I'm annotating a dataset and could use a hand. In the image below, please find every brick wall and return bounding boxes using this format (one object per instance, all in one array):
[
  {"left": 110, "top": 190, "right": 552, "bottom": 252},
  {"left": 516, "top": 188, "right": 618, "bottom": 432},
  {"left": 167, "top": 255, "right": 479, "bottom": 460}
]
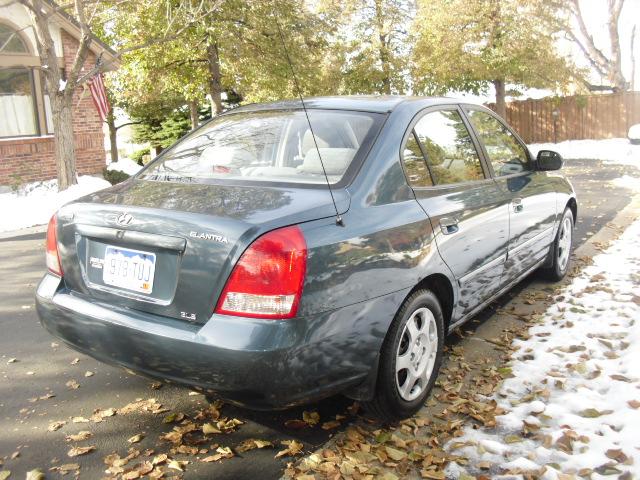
[{"left": 0, "top": 30, "right": 107, "bottom": 186}]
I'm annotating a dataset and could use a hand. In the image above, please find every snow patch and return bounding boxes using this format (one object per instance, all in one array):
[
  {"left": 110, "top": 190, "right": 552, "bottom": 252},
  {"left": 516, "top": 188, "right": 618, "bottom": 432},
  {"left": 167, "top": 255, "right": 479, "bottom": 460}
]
[
  {"left": 0, "top": 176, "right": 110, "bottom": 233},
  {"left": 528, "top": 138, "right": 640, "bottom": 166},
  {"left": 446, "top": 218, "right": 640, "bottom": 478},
  {"left": 106, "top": 158, "right": 143, "bottom": 176}
]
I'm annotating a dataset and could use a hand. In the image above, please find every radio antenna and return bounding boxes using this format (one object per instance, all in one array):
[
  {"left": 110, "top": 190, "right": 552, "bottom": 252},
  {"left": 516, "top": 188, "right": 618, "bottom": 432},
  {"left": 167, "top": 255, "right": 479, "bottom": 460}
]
[{"left": 273, "top": 15, "right": 344, "bottom": 226}]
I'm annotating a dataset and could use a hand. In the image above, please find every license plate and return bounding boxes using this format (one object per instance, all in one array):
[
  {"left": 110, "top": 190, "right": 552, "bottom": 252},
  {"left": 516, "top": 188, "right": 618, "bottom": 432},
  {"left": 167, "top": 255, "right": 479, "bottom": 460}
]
[{"left": 102, "top": 246, "right": 156, "bottom": 294}]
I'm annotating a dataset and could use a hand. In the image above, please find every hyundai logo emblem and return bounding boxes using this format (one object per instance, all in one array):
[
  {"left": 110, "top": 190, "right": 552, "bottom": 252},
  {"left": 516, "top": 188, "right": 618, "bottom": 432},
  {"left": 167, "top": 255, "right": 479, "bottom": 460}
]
[{"left": 115, "top": 212, "right": 133, "bottom": 226}]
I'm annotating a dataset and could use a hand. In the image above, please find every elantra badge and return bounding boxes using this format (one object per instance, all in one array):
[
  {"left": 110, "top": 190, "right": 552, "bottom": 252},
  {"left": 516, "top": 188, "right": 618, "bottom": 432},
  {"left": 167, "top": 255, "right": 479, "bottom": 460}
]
[{"left": 189, "top": 231, "right": 229, "bottom": 244}]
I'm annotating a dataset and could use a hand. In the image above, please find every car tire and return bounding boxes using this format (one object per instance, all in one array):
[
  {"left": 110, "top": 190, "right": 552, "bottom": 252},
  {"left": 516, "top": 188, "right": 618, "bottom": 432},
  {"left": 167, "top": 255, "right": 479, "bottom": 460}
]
[
  {"left": 366, "top": 289, "right": 444, "bottom": 422},
  {"left": 542, "top": 207, "right": 574, "bottom": 281}
]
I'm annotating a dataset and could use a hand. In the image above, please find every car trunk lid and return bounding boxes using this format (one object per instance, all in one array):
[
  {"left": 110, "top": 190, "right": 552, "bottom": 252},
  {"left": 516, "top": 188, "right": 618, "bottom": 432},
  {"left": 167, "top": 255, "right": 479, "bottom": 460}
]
[{"left": 56, "top": 179, "right": 349, "bottom": 324}]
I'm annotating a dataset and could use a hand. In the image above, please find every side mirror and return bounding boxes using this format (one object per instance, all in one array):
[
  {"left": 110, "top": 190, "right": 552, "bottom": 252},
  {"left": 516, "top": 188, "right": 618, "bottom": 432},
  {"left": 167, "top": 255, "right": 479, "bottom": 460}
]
[{"left": 536, "top": 150, "right": 563, "bottom": 171}]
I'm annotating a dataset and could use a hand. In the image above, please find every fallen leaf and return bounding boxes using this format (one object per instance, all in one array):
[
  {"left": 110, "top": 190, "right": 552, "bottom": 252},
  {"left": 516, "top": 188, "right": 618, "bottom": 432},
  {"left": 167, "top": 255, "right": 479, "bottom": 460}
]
[
  {"left": 84, "top": 371, "right": 94, "bottom": 377},
  {"left": 0, "top": 472, "right": 8, "bottom": 480},
  {"left": 71, "top": 417, "right": 89, "bottom": 423},
  {"left": 605, "top": 448, "right": 628, "bottom": 463},
  {"left": 152, "top": 454, "right": 168, "bottom": 465},
  {"left": 202, "top": 423, "right": 221, "bottom": 435},
  {"left": 67, "top": 445, "right": 96, "bottom": 457},
  {"left": 66, "top": 379, "right": 80, "bottom": 390},
  {"left": 275, "top": 440, "right": 303, "bottom": 458},
  {"left": 302, "top": 410, "right": 320, "bottom": 426},
  {"left": 70, "top": 358, "right": 79, "bottom": 364},
  {"left": 167, "top": 460, "right": 188, "bottom": 472},
  {"left": 628, "top": 399, "right": 640, "bottom": 409},
  {"left": 321, "top": 420, "right": 341, "bottom": 430},
  {"left": 65, "top": 431, "right": 92, "bottom": 442},
  {"left": 284, "top": 419, "right": 307, "bottom": 429},
  {"left": 48, "top": 420, "right": 66, "bottom": 431},
  {"left": 235, "top": 439, "right": 273, "bottom": 453},
  {"left": 49, "top": 463, "right": 80, "bottom": 474},
  {"left": 128, "top": 434, "right": 144, "bottom": 444},
  {"left": 6, "top": 358, "right": 17, "bottom": 364},
  {"left": 163, "top": 412, "right": 184, "bottom": 424},
  {"left": 385, "top": 446, "right": 407, "bottom": 461},
  {"left": 578, "top": 408, "right": 612, "bottom": 418},
  {"left": 201, "top": 446, "right": 234, "bottom": 462},
  {"left": 25, "top": 469, "right": 44, "bottom": 480}
]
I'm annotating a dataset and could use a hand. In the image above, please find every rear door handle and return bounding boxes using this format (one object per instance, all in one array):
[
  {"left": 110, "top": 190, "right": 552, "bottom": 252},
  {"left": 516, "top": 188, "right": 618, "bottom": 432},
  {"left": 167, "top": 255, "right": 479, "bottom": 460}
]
[
  {"left": 512, "top": 197, "right": 524, "bottom": 213},
  {"left": 439, "top": 217, "right": 459, "bottom": 235}
]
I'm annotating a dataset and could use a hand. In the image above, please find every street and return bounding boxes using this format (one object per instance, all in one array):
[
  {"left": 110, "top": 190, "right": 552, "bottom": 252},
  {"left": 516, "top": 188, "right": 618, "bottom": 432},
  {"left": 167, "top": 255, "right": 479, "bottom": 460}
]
[{"left": 1, "top": 158, "right": 638, "bottom": 479}]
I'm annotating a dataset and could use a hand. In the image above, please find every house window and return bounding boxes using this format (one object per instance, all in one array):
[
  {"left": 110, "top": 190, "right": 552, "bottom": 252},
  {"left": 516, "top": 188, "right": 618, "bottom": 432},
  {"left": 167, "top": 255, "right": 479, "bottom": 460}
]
[
  {"left": 0, "top": 24, "right": 29, "bottom": 53},
  {"left": 0, "top": 68, "right": 38, "bottom": 137}
]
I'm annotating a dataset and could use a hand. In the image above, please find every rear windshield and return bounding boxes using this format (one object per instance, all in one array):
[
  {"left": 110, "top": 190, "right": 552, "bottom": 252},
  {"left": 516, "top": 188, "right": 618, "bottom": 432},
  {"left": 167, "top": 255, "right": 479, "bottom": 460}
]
[{"left": 139, "top": 109, "right": 384, "bottom": 185}]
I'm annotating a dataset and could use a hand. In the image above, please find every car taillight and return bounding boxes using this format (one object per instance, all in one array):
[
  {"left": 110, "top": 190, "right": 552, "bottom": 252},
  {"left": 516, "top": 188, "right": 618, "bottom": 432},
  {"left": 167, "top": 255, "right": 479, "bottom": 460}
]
[
  {"left": 46, "top": 214, "right": 63, "bottom": 276},
  {"left": 215, "top": 225, "right": 307, "bottom": 319}
]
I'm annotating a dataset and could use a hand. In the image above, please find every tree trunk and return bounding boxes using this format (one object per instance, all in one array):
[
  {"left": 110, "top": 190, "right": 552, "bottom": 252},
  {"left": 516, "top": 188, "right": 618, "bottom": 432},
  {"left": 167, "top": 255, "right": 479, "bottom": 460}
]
[
  {"left": 107, "top": 109, "right": 118, "bottom": 163},
  {"left": 493, "top": 79, "right": 506, "bottom": 118},
  {"left": 631, "top": 25, "right": 637, "bottom": 91},
  {"left": 207, "top": 40, "right": 224, "bottom": 115},
  {"left": 374, "top": 0, "right": 392, "bottom": 95},
  {"left": 189, "top": 100, "right": 199, "bottom": 129},
  {"left": 50, "top": 93, "right": 76, "bottom": 190},
  {"left": 607, "top": 0, "right": 626, "bottom": 90}
]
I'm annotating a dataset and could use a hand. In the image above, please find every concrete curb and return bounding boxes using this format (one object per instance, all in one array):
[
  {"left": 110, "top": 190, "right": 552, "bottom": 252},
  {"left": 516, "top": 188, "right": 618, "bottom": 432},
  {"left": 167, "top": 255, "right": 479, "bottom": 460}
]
[{"left": 0, "top": 224, "right": 47, "bottom": 240}]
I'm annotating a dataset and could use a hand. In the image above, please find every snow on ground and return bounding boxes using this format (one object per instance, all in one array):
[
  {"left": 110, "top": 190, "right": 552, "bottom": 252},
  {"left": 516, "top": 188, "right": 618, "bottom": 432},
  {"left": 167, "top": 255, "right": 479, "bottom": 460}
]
[
  {"left": 446, "top": 219, "right": 640, "bottom": 479},
  {"left": 106, "top": 158, "right": 144, "bottom": 175},
  {"left": 528, "top": 138, "right": 640, "bottom": 166},
  {"left": 0, "top": 176, "right": 110, "bottom": 233}
]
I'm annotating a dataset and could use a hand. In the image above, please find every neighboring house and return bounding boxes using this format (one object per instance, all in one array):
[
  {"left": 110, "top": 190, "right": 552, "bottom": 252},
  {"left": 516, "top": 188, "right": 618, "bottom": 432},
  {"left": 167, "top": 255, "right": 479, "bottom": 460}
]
[{"left": 0, "top": 3, "right": 118, "bottom": 186}]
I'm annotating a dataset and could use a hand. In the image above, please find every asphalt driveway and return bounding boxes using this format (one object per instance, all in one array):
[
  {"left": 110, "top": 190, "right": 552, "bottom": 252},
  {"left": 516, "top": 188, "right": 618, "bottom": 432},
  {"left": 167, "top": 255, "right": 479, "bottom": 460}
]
[{"left": 0, "top": 158, "right": 637, "bottom": 479}]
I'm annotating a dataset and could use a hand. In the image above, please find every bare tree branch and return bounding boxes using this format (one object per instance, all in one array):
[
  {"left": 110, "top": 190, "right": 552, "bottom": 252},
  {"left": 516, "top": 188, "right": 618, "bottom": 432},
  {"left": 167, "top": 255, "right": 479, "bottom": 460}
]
[{"left": 569, "top": 0, "right": 611, "bottom": 73}]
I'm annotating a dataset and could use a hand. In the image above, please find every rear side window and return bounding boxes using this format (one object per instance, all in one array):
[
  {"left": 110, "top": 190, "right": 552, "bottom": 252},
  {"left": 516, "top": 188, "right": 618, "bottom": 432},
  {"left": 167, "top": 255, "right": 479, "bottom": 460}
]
[
  {"left": 413, "top": 110, "right": 484, "bottom": 185},
  {"left": 401, "top": 131, "right": 433, "bottom": 187},
  {"left": 465, "top": 109, "right": 531, "bottom": 176},
  {"left": 140, "top": 109, "right": 383, "bottom": 185}
]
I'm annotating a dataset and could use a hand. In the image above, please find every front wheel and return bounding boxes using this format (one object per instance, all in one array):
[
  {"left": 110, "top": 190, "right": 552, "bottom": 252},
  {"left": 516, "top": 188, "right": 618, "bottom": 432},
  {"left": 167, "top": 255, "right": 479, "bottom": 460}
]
[
  {"left": 542, "top": 208, "right": 574, "bottom": 281},
  {"left": 366, "top": 290, "right": 444, "bottom": 422}
]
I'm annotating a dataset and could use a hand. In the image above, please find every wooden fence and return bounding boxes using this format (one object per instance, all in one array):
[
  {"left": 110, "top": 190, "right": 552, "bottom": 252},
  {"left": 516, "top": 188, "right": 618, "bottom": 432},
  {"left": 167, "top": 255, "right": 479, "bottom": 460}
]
[{"left": 494, "top": 92, "right": 640, "bottom": 144}]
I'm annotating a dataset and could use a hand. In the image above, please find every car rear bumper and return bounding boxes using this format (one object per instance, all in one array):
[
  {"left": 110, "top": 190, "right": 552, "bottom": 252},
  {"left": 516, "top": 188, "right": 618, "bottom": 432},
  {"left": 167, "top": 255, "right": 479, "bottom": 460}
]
[{"left": 36, "top": 274, "right": 407, "bottom": 409}]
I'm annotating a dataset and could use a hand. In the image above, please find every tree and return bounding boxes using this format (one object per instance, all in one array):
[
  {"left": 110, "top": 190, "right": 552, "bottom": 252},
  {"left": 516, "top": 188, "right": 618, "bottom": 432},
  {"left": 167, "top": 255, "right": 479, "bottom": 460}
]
[
  {"left": 320, "top": 0, "right": 413, "bottom": 95},
  {"left": 412, "top": 0, "right": 579, "bottom": 117},
  {"left": 565, "top": 0, "right": 632, "bottom": 91},
  {"left": 111, "top": 0, "right": 331, "bottom": 136},
  {"left": 15, "top": 0, "right": 219, "bottom": 190}
]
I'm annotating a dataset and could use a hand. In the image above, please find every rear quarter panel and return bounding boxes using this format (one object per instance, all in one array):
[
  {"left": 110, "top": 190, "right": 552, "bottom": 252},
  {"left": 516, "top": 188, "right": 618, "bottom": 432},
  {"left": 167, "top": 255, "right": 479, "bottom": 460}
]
[{"left": 296, "top": 102, "right": 458, "bottom": 361}]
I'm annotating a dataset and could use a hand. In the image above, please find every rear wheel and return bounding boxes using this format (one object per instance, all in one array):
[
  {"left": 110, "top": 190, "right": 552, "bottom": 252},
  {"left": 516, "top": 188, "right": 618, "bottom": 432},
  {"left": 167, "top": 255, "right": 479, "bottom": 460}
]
[
  {"left": 542, "top": 208, "right": 574, "bottom": 281},
  {"left": 366, "top": 290, "right": 444, "bottom": 422}
]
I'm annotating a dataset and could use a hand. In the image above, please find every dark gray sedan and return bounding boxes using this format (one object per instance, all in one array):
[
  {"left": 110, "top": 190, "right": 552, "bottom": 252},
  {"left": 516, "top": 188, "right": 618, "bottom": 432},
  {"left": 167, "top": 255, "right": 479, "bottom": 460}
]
[{"left": 36, "top": 96, "right": 576, "bottom": 420}]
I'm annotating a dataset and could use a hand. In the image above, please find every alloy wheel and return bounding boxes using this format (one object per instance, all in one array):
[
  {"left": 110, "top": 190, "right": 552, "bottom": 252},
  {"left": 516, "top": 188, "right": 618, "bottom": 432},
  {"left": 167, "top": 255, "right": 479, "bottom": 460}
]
[{"left": 395, "top": 307, "right": 438, "bottom": 401}]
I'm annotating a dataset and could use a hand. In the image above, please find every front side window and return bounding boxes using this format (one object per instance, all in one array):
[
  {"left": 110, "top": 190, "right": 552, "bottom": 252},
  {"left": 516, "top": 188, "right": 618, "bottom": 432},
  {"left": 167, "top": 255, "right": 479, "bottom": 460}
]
[
  {"left": 413, "top": 110, "right": 484, "bottom": 185},
  {"left": 466, "top": 109, "right": 530, "bottom": 176},
  {"left": 140, "top": 109, "right": 383, "bottom": 185},
  {"left": 0, "top": 68, "right": 38, "bottom": 137}
]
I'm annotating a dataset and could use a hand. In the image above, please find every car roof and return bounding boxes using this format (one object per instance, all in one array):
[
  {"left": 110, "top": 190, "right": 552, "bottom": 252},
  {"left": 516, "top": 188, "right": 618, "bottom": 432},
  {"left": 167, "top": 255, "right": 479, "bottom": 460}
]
[{"left": 222, "top": 95, "right": 464, "bottom": 115}]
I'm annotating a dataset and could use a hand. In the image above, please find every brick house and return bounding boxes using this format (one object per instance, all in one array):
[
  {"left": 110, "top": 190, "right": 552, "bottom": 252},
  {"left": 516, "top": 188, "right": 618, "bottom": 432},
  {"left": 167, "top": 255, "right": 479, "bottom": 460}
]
[{"left": 0, "top": 2, "right": 118, "bottom": 186}]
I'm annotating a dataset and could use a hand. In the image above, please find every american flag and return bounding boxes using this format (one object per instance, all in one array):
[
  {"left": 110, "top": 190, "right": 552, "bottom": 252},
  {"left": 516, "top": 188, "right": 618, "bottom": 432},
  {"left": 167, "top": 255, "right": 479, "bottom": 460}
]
[{"left": 88, "top": 73, "right": 110, "bottom": 121}]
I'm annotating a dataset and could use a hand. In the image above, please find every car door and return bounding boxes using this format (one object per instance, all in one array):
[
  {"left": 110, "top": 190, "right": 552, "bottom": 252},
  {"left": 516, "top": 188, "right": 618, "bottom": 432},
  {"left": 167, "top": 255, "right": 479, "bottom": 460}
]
[
  {"left": 400, "top": 106, "right": 510, "bottom": 316},
  {"left": 463, "top": 107, "right": 557, "bottom": 285}
]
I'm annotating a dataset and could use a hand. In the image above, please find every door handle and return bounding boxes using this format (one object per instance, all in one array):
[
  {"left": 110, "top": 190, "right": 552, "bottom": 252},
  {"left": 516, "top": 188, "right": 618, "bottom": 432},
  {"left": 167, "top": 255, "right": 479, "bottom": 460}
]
[
  {"left": 512, "top": 198, "right": 524, "bottom": 213},
  {"left": 439, "top": 217, "right": 459, "bottom": 235}
]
